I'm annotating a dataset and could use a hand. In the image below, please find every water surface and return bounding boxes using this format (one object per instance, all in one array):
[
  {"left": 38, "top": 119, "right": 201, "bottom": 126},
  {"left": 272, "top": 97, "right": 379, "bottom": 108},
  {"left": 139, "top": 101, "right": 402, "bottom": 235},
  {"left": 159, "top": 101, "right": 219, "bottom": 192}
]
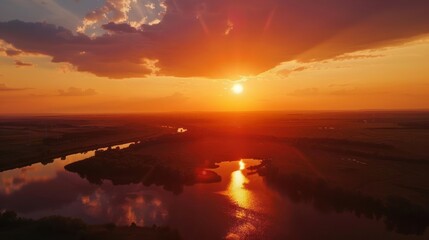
[{"left": 0, "top": 145, "right": 427, "bottom": 239}]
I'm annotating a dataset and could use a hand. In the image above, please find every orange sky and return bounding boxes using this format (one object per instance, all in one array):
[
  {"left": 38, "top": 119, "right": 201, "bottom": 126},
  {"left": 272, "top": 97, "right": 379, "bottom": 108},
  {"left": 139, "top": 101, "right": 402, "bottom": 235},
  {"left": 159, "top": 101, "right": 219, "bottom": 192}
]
[{"left": 0, "top": 0, "right": 428, "bottom": 113}]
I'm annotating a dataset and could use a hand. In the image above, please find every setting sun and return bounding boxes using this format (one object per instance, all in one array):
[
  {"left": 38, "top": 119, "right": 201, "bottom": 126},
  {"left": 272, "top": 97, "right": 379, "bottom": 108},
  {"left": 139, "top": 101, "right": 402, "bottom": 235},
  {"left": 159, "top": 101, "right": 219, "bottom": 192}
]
[
  {"left": 1, "top": 1, "right": 429, "bottom": 239},
  {"left": 232, "top": 84, "right": 244, "bottom": 94}
]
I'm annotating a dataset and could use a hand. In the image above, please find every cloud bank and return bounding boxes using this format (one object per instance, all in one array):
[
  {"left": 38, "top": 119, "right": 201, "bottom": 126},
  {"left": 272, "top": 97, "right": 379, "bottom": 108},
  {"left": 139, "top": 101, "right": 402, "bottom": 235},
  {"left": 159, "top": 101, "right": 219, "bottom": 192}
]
[{"left": 0, "top": 0, "right": 428, "bottom": 79}]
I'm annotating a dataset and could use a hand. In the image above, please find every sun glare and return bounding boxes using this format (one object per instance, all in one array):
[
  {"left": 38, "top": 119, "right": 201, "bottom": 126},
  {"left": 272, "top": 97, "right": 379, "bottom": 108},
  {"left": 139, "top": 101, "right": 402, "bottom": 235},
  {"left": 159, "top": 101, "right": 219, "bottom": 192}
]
[{"left": 232, "top": 83, "right": 244, "bottom": 94}]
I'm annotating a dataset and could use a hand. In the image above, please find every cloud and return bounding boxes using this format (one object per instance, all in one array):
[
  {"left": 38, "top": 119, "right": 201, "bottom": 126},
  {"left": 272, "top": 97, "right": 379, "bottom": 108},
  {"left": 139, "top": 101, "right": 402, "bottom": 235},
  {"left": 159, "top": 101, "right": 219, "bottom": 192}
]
[
  {"left": 0, "top": 0, "right": 429, "bottom": 79},
  {"left": 14, "top": 60, "right": 33, "bottom": 67},
  {"left": 333, "top": 53, "right": 384, "bottom": 61},
  {"left": 277, "top": 65, "right": 309, "bottom": 77},
  {"left": 0, "top": 21, "right": 153, "bottom": 78},
  {"left": 0, "top": 83, "right": 31, "bottom": 91},
  {"left": 58, "top": 87, "right": 98, "bottom": 96},
  {"left": 5, "top": 49, "right": 22, "bottom": 56},
  {"left": 77, "top": 0, "right": 137, "bottom": 33},
  {"left": 58, "top": 63, "right": 76, "bottom": 73},
  {"left": 102, "top": 22, "right": 138, "bottom": 33}
]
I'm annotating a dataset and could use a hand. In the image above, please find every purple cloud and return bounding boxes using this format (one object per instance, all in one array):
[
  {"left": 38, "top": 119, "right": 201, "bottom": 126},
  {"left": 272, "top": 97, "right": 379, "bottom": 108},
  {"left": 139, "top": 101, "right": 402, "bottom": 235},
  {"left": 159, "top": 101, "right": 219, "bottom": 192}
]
[{"left": 0, "top": 0, "right": 428, "bottom": 79}]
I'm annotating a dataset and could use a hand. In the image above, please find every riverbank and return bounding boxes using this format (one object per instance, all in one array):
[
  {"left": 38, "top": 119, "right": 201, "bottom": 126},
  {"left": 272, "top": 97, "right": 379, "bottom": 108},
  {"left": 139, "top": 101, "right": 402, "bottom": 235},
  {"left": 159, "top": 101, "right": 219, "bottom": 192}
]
[{"left": 0, "top": 116, "right": 175, "bottom": 172}]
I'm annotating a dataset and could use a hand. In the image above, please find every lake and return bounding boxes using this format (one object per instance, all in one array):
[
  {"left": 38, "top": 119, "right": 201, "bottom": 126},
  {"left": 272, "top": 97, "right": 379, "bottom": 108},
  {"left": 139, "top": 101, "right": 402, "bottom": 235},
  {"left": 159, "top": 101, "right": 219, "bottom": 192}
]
[{"left": 1, "top": 141, "right": 427, "bottom": 239}]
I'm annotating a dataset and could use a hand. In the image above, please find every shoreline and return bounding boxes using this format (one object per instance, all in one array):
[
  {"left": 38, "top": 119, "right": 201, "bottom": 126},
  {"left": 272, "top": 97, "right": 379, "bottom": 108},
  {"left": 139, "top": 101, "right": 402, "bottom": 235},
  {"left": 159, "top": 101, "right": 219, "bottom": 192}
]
[{"left": 0, "top": 132, "right": 166, "bottom": 172}]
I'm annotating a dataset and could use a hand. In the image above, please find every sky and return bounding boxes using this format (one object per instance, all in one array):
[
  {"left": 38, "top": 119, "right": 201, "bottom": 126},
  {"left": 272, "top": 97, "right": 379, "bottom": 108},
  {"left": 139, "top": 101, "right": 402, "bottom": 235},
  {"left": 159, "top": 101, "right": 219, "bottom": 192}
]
[{"left": 0, "top": 0, "right": 429, "bottom": 114}]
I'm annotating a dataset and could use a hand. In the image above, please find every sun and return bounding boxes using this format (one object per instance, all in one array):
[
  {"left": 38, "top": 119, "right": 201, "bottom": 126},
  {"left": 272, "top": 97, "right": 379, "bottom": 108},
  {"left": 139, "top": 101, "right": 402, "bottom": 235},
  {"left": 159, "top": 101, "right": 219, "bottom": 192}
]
[{"left": 231, "top": 83, "right": 244, "bottom": 94}]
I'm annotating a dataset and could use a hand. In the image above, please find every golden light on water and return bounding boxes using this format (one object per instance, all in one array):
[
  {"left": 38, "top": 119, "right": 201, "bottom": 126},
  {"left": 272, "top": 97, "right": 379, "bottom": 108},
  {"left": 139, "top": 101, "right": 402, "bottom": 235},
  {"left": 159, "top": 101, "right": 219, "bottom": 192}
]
[
  {"left": 225, "top": 159, "right": 259, "bottom": 239},
  {"left": 239, "top": 160, "right": 245, "bottom": 170},
  {"left": 228, "top": 160, "right": 250, "bottom": 208}
]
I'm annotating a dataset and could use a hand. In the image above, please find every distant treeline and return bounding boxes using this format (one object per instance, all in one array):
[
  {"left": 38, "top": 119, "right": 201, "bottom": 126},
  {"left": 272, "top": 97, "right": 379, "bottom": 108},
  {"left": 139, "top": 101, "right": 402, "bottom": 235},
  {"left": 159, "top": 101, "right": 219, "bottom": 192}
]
[
  {"left": 0, "top": 210, "right": 181, "bottom": 240},
  {"left": 252, "top": 161, "right": 429, "bottom": 235}
]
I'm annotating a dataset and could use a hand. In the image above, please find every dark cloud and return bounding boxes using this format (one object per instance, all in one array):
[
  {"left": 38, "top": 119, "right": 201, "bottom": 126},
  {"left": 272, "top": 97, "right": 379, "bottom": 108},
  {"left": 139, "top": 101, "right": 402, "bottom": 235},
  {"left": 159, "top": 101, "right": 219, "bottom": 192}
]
[
  {"left": 0, "top": 20, "right": 152, "bottom": 78},
  {"left": 14, "top": 60, "right": 33, "bottom": 67},
  {"left": 58, "top": 87, "right": 97, "bottom": 96},
  {"left": 5, "top": 49, "right": 22, "bottom": 56},
  {"left": 0, "top": 0, "right": 428, "bottom": 79},
  {"left": 102, "top": 22, "right": 139, "bottom": 33}
]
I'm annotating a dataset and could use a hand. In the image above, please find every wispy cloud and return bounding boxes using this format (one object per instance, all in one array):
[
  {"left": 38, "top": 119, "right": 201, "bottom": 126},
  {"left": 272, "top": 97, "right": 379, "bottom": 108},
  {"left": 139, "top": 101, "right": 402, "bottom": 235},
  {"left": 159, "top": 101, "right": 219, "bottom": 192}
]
[
  {"left": 58, "top": 87, "right": 98, "bottom": 97},
  {"left": 333, "top": 54, "right": 384, "bottom": 61},
  {"left": 0, "top": 83, "right": 31, "bottom": 91},
  {"left": 14, "top": 60, "right": 33, "bottom": 67},
  {"left": 277, "top": 66, "right": 310, "bottom": 77}
]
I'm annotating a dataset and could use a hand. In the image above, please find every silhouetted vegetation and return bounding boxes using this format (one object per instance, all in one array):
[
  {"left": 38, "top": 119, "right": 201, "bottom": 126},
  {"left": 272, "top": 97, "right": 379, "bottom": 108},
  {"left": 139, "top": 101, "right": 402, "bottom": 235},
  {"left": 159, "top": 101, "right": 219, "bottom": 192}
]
[
  {"left": 0, "top": 210, "right": 181, "bottom": 240},
  {"left": 252, "top": 161, "right": 429, "bottom": 235},
  {"left": 65, "top": 149, "right": 221, "bottom": 194}
]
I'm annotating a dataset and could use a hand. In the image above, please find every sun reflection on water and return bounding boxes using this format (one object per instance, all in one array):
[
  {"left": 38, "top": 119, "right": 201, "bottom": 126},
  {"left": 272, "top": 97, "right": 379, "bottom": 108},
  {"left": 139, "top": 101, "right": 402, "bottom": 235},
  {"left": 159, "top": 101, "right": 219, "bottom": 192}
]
[
  {"left": 228, "top": 160, "right": 250, "bottom": 209},
  {"left": 239, "top": 160, "right": 245, "bottom": 170},
  {"left": 225, "top": 159, "right": 260, "bottom": 239}
]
